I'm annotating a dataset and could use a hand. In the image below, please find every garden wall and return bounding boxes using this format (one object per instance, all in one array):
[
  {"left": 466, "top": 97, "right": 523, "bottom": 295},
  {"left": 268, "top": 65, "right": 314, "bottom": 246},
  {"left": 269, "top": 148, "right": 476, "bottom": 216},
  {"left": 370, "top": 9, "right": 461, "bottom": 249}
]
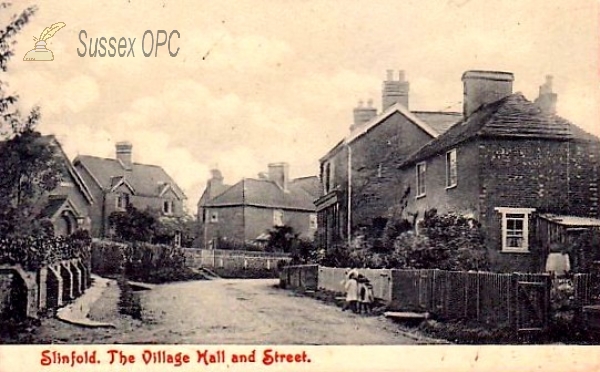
[{"left": 0, "top": 258, "right": 91, "bottom": 320}]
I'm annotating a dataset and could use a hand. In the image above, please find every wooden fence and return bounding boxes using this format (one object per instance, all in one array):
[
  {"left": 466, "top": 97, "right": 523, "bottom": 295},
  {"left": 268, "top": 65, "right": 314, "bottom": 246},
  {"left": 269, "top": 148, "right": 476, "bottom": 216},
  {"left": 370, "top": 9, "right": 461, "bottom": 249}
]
[
  {"left": 281, "top": 265, "right": 552, "bottom": 331},
  {"left": 183, "top": 248, "right": 291, "bottom": 271}
]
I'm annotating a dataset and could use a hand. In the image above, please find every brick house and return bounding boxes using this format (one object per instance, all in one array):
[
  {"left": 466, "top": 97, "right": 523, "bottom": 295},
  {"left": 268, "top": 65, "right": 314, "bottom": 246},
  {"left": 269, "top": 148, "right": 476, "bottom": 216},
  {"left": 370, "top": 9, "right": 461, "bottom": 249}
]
[
  {"left": 72, "top": 142, "right": 186, "bottom": 238},
  {"left": 398, "top": 71, "right": 600, "bottom": 272},
  {"left": 39, "top": 135, "right": 95, "bottom": 236},
  {"left": 197, "top": 163, "right": 321, "bottom": 249},
  {"left": 315, "top": 70, "right": 461, "bottom": 250}
]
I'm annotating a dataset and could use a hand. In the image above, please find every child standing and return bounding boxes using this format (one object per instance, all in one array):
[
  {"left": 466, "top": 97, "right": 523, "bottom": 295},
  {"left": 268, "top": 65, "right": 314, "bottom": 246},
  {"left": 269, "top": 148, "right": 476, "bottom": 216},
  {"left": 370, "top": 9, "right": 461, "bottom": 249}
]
[{"left": 343, "top": 270, "right": 359, "bottom": 313}]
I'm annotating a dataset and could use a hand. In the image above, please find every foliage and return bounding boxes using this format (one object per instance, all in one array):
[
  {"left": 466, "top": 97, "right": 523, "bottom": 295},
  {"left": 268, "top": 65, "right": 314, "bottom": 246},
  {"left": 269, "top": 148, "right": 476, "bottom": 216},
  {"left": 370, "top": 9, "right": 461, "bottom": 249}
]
[
  {"left": 266, "top": 225, "right": 297, "bottom": 253},
  {"left": 569, "top": 228, "right": 600, "bottom": 273},
  {"left": 316, "top": 209, "right": 489, "bottom": 271},
  {"left": 0, "top": 229, "right": 92, "bottom": 271},
  {"left": 109, "top": 205, "right": 157, "bottom": 243},
  {"left": 91, "top": 239, "right": 203, "bottom": 283},
  {"left": 109, "top": 205, "right": 196, "bottom": 247},
  {"left": 391, "top": 209, "right": 489, "bottom": 271},
  {"left": 153, "top": 214, "right": 196, "bottom": 247}
]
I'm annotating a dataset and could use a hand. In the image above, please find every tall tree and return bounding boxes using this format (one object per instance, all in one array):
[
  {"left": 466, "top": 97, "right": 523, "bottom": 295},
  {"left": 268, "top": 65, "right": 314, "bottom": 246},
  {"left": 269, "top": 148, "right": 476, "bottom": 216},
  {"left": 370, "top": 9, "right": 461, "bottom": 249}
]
[{"left": 0, "top": 3, "right": 63, "bottom": 237}]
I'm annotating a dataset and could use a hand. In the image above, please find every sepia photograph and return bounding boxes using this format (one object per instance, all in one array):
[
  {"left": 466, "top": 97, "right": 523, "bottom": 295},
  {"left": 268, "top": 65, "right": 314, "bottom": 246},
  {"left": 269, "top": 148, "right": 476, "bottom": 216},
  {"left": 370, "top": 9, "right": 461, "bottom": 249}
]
[{"left": 0, "top": 0, "right": 599, "bottom": 370}]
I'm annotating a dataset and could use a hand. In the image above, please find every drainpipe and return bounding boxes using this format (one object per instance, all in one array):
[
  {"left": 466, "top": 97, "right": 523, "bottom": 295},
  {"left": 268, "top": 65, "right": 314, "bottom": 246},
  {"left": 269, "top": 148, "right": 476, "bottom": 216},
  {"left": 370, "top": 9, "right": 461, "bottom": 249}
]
[{"left": 347, "top": 144, "right": 352, "bottom": 247}]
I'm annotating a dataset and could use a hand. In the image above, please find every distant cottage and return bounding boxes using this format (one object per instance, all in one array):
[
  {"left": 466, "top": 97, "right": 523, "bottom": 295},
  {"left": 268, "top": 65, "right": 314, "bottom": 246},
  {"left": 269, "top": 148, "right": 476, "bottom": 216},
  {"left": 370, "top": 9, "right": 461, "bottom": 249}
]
[
  {"left": 73, "top": 141, "right": 186, "bottom": 238},
  {"left": 196, "top": 163, "right": 321, "bottom": 249}
]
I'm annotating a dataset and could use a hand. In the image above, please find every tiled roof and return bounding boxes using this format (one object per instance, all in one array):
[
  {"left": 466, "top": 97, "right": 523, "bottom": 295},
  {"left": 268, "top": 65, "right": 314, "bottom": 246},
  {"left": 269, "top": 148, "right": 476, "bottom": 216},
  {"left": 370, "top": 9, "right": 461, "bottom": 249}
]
[
  {"left": 413, "top": 111, "right": 462, "bottom": 134},
  {"left": 40, "top": 196, "right": 68, "bottom": 219},
  {"left": 74, "top": 155, "right": 186, "bottom": 199},
  {"left": 206, "top": 176, "right": 321, "bottom": 211},
  {"left": 402, "top": 93, "right": 600, "bottom": 166}
]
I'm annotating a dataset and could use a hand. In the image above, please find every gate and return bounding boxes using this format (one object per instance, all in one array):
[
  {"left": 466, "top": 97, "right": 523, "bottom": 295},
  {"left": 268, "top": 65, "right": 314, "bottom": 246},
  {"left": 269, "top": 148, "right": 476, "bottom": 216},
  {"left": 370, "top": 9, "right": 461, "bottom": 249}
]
[{"left": 515, "top": 274, "right": 551, "bottom": 333}]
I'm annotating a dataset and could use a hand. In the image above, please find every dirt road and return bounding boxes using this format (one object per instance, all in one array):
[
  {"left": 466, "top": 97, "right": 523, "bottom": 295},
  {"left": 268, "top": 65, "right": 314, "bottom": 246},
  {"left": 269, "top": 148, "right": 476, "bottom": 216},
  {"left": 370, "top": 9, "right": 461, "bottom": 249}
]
[{"left": 10, "top": 279, "right": 421, "bottom": 344}]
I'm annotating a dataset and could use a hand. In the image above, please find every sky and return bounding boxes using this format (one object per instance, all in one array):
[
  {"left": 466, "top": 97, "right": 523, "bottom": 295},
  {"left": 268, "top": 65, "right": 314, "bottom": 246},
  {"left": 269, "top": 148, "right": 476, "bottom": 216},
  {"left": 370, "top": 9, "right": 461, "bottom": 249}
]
[{"left": 2, "top": 0, "right": 599, "bottom": 214}]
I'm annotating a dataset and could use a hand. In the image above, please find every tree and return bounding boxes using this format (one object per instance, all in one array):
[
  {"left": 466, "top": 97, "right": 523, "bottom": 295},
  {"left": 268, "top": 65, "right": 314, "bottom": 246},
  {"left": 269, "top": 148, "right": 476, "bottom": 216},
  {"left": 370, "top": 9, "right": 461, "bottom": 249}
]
[
  {"left": 0, "top": 4, "right": 64, "bottom": 238},
  {"left": 109, "top": 205, "right": 157, "bottom": 243},
  {"left": 266, "top": 225, "right": 297, "bottom": 253}
]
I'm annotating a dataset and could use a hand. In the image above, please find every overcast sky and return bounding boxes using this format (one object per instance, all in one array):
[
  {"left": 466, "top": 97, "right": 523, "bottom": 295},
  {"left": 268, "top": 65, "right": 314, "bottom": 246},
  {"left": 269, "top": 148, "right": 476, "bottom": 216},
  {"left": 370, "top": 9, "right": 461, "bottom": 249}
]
[{"left": 4, "top": 0, "right": 599, "bottom": 213}]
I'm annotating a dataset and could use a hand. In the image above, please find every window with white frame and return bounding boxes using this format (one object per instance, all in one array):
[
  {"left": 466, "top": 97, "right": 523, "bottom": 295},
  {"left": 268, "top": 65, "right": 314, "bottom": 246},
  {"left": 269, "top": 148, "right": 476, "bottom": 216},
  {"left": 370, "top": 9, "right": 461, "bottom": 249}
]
[
  {"left": 446, "top": 149, "right": 457, "bottom": 188},
  {"left": 416, "top": 162, "right": 426, "bottom": 197},
  {"left": 495, "top": 207, "right": 535, "bottom": 252},
  {"left": 309, "top": 213, "right": 317, "bottom": 229},
  {"left": 210, "top": 211, "right": 219, "bottom": 223},
  {"left": 273, "top": 209, "right": 284, "bottom": 227}
]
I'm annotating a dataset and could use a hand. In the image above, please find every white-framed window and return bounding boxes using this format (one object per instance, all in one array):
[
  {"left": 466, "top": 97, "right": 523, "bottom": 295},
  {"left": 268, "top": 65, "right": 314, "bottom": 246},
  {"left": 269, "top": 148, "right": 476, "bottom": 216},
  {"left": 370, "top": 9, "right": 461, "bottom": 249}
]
[
  {"left": 495, "top": 207, "right": 536, "bottom": 252},
  {"left": 115, "top": 193, "right": 129, "bottom": 210},
  {"left": 273, "top": 209, "right": 284, "bottom": 227},
  {"left": 163, "top": 200, "right": 174, "bottom": 215},
  {"left": 416, "top": 162, "right": 426, "bottom": 197},
  {"left": 446, "top": 149, "right": 457, "bottom": 188},
  {"left": 210, "top": 211, "right": 219, "bottom": 223},
  {"left": 309, "top": 213, "right": 317, "bottom": 229}
]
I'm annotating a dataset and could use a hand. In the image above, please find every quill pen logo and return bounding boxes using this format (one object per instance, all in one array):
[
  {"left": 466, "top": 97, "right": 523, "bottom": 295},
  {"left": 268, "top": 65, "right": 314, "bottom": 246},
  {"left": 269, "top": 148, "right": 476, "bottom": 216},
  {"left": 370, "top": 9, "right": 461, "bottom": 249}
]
[{"left": 23, "top": 22, "right": 66, "bottom": 61}]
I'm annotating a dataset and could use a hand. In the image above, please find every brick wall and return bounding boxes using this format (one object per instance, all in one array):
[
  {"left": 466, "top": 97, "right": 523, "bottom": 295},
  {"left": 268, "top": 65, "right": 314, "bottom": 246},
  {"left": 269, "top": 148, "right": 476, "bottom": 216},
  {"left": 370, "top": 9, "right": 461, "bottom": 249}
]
[
  {"left": 204, "top": 206, "right": 245, "bottom": 246},
  {"left": 401, "top": 140, "right": 481, "bottom": 219},
  {"left": 350, "top": 111, "right": 435, "bottom": 228},
  {"left": 399, "top": 137, "right": 600, "bottom": 273},
  {"left": 479, "top": 138, "right": 600, "bottom": 272}
]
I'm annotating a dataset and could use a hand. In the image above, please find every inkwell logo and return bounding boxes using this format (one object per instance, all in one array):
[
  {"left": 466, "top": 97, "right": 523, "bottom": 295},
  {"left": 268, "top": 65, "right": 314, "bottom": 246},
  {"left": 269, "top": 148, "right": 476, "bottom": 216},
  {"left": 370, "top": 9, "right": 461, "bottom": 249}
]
[{"left": 23, "top": 22, "right": 66, "bottom": 61}]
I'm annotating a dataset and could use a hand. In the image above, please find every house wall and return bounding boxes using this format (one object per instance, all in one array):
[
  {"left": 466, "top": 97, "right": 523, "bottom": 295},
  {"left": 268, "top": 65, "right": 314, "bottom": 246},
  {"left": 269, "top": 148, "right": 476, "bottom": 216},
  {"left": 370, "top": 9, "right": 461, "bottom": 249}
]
[
  {"left": 350, "top": 111, "right": 438, "bottom": 228},
  {"left": 478, "top": 137, "right": 600, "bottom": 272},
  {"left": 243, "top": 207, "right": 316, "bottom": 242},
  {"left": 73, "top": 163, "right": 184, "bottom": 238},
  {"left": 317, "top": 146, "right": 349, "bottom": 248},
  {"left": 73, "top": 164, "right": 104, "bottom": 237},
  {"left": 401, "top": 140, "right": 481, "bottom": 219},
  {"left": 203, "top": 206, "right": 245, "bottom": 246},
  {"left": 400, "top": 137, "right": 600, "bottom": 273}
]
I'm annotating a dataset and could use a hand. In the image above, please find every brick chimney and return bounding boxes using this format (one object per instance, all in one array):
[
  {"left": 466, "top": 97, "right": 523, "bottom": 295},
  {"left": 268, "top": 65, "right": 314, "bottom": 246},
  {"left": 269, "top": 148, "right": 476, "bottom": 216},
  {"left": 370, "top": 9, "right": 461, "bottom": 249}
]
[
  {"left": 350, "top": 99, "right": 377, "bottom": 131},
  {"left": 382, "top": 69, "right": 410, "bottom": 110},
  {"left": 534, "top": 75, "right": 557, "bottom": 115},
  {"left": 462, "top": 70, "right": 514, "bottom": 117},
  {"left": 268, "top": 162, "right": 289, "bottom": 192},
  {"left": 115, "top": 141, "right": 133, "bottom": 170}
]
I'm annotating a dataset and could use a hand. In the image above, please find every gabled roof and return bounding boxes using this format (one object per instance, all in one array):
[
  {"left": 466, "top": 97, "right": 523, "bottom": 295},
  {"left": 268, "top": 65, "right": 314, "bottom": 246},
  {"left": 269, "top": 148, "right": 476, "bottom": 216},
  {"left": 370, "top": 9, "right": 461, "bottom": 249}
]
[
  {"left": 401, "top": 93, "right": 600, "bottom": 167},
  {"left": 206, "top": 176, "right": 320, "bottom": 211},
  {"left": 43, "top": 135, "right": 95, "bottom": 204},
  {"left": 39, "top": 195, "right": 83, "bottom": 220},
  {"left": 345, "top": 102, "right": 445, "bottom": 144},
  {"left": 74, "top": 155, "right": 186, "bottom": 199}
]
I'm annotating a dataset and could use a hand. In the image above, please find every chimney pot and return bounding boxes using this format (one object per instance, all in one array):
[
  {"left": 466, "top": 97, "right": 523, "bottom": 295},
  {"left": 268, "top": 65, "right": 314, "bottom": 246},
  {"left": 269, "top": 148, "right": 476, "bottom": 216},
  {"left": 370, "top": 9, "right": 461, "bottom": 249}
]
[
  {"left": 398, "top": 70, "right": 405, "bottom": 82},
  {"left": 382, "top": 69, "right": 410, "bottom": 110},
  {"left": 352, "top": 98, "right": 377, "bottom": 130}
]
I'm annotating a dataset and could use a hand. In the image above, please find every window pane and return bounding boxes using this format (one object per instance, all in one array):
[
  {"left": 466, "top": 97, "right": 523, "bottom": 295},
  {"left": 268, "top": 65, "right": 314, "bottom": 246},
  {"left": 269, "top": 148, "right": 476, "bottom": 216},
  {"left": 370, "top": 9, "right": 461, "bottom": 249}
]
[{"left": 506, "top": 236, "right": 523, "bottom": 248}]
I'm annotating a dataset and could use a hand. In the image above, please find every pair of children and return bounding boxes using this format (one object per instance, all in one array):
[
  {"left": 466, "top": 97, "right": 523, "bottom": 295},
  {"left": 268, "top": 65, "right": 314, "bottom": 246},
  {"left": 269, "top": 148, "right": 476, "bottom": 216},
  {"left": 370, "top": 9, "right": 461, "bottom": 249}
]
[{"left": 343, "top": 270, "right": 374, "bottom": 314}]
